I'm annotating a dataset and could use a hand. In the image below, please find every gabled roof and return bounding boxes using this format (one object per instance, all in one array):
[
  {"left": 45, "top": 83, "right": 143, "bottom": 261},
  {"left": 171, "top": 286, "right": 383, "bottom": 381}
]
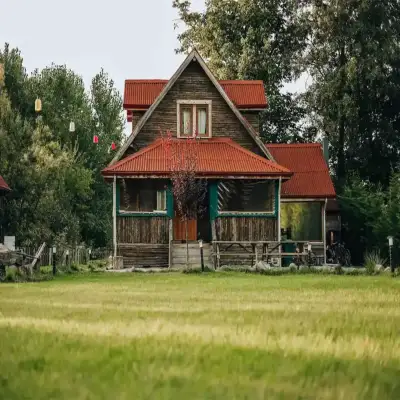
[
  {"left": 266, "top": 143, "right": 336, "bottom": 199},
  {"left": 111, "top": 49, "right": 274, "bottom": 165},
  {"left": 124, "top": 79, "right": 267, "bottom": 110},
  {"left": 0, "top": 175, "right": 10, "bottom": 192},
  {"left": 103, "top": 138, "right": 291, "bottom": 178}
]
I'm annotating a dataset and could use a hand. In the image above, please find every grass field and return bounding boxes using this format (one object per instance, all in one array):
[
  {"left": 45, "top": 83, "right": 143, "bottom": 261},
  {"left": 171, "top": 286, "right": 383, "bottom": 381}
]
[{"left": 0, "top": 273, "right": 399, "bottom": 399}]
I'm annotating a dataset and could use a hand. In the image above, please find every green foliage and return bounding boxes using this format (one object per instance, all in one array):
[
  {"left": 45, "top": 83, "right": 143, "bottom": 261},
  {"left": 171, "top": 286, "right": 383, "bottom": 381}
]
[
  {"left": 364, "top": 250, "right": 386, "bottom": 276},
  {"left": 0, "top": 43, "right": 124, "bottom": 247},
  {"left": 303, "top": 0, "right": 400, "bottom": 188},
  {"left": 173, "top": 0, "right": 315, "bottom": 142}
]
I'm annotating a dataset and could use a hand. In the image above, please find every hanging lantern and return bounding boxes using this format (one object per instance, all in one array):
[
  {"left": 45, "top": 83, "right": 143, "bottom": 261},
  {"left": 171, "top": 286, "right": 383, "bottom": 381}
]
[
  {"left": 0, "top": 63, "right": 4, "bottom": 83},
  {"left": 111, "top": 142, "right": 117, "bottom": 151},
  {"left": 93, "top": 135, "right": 99, "bottom": 144},
  {"left": 35, "top": 98, "right": 42, "bottom": 113},
  {"left": 69, "top": 121, "right": 75, "bottom": 133}
]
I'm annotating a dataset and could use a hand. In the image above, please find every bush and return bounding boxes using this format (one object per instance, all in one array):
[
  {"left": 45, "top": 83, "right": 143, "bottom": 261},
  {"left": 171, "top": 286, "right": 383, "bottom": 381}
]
[
  {"left": 364, "top": 250, "right": 386, "bottom": 275},
  {"left": 182, "top": 265, "right": 215, "bottom": 274},
  {"left": 289, "top": 263, "right": 298, "bottom": 273}
]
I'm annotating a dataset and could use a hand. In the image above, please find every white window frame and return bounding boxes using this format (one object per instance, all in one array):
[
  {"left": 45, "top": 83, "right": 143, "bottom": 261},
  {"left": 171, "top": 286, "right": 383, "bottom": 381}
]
[{"left": 177, "top": 100, "right": 212, "bottom": 138}]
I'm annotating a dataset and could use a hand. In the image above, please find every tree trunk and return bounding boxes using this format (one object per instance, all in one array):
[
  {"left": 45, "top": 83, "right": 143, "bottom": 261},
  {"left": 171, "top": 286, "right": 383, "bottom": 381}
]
[{"left": 337, "top": 45, "right": 346, "bottom": 190}]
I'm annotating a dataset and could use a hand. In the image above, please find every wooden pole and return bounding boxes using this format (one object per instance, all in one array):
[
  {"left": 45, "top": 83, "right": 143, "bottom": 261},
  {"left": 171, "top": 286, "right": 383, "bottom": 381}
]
[
  {"left": 113, "top": 175, "right": 117, "bottom": 260},
  {"left": 278, "top": 178, "right": 282, "bottom": 266},
  {"left": 168, "top": 219, "right": 173, "bottom": 268},
  {"left": 323, "top": 198, "right": 327, "bottom": 265}
]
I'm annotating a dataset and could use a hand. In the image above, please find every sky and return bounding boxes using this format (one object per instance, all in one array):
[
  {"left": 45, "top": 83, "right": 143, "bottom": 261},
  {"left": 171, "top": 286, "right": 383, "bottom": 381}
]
[
  {"left": 0, "top": 0, "right": 205, "bottom": 96},
  {"left": 0, "top": 0, "right": 306, "bottom": 99}
]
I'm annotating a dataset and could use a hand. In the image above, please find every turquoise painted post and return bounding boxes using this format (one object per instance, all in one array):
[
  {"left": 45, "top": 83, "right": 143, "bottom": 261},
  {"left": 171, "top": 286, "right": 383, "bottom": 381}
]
[
  {"left": 167, "top": 183, "right": 174, "bottom": 218},
  {"left": 274, "top": 180, "right": 279, "bottom": 218},
  {"left": 209, "top": 181, "right": 218, "bottom": 220}
]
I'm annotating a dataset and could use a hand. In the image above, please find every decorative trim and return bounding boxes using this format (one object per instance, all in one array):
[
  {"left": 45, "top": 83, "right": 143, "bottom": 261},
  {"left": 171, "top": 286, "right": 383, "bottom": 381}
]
[
  {"left": 118, "top": 211, "right": 168, "bottom": 218},
  {"left": 177, "top": 100, "right": 212, "bottom": 138},
  {"left": 281, "top": 198, "right": 327, "bottom": 202}
]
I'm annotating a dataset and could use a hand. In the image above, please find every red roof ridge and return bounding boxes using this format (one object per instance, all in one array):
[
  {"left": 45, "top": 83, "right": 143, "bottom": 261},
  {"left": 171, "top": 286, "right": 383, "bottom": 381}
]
[
  {"left": 266, "top": 143, "right": 322, "bottom": 148},
  {"left": 219, "top": 80, "right": 264, "bottom": 85},
  {"left": 125, "top": 79, "right": 168, "bottom": 83}
]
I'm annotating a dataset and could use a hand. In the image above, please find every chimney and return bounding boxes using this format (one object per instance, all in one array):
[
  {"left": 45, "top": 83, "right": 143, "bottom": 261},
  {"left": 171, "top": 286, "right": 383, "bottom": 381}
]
[{"left": 322, "top": 137, "right": 329, "bottom": 164}]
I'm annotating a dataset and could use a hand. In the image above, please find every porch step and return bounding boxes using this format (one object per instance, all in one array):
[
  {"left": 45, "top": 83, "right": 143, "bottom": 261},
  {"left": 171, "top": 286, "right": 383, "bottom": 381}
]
[{"left": 171, "top": 243, "right": 213, "bottom": 268}]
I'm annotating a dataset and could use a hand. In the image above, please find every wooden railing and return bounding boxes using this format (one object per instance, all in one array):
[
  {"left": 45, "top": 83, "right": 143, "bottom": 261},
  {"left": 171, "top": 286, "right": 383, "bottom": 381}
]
[{"left": 212, "top": 240, "right": 324, "bottom": 268}]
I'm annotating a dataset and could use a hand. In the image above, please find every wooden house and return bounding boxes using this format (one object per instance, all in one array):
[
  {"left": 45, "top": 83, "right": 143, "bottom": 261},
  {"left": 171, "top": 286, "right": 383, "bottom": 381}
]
[{"left": 102, "top": 50, "right": 337, "bottom": 268}]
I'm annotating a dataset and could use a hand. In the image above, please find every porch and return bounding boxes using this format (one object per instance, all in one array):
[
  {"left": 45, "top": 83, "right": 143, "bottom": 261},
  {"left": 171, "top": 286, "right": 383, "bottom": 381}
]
[{"left": 113, "top": 178, "right": 282, "bottom": 268}]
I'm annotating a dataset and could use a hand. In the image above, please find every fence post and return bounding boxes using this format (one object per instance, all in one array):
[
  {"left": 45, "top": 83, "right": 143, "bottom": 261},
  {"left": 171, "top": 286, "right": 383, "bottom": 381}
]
[{"left": 52, "top": 246, "right": 57, "bottom": 276}]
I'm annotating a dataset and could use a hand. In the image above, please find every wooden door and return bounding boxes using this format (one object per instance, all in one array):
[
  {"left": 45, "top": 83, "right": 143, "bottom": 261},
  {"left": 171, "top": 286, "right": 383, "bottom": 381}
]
[{"left": 174, "top": 212, "right": 197, "bottom": 241}]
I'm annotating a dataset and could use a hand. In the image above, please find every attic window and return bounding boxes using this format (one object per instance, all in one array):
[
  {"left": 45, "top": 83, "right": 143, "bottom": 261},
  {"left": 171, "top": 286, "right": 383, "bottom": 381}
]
[{"left": 177, "top": 100, "right": 212, "bottom": 138}]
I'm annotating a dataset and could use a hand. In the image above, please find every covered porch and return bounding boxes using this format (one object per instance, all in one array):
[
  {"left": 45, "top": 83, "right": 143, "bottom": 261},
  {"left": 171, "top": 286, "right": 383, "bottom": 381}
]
[{"left": 102, "top": 138, "right": 292, "bottom": 268}]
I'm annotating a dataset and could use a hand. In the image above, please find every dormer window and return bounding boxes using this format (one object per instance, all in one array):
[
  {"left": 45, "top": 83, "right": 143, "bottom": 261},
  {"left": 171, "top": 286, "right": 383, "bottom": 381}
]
[{"left": 177, "top": 100, "right": 212, "bottom": 138}]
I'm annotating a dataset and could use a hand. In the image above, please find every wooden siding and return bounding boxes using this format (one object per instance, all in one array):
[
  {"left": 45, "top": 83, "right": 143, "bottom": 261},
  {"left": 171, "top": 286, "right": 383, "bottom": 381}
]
[
  {"left": 131, "top": 111, "right": 145, "bottom": 131},
  {"left": 117, "top": 216, "right": 169, "bottom": 244},
  {"left": 215, "top": 217, "right": 277, "bottom": 242},
  {"left": 118, "top": 243, "right": 169, "bottom": 268},
  {"left": 129, "top": 61, "right": 261, "bottom": 155},
  {"left": 241, "top": 111, "right": 260, "bottom": 133}
]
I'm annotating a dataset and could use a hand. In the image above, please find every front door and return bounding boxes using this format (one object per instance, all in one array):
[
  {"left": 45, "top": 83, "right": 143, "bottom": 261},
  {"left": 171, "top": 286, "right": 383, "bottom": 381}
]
[{"left": 173, "top": 209, "right": 197, "bottom": 241}]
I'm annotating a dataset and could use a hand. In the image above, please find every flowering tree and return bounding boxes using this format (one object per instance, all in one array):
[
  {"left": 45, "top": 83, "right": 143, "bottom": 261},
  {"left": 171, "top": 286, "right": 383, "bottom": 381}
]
[{"left": 162, "top": 130, "right": 207, "bottom": 266}]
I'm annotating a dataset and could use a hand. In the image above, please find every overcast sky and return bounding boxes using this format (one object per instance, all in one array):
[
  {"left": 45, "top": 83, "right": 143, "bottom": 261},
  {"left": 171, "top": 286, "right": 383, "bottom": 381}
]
[
  {"left": 0, "top": 0, "right": 205, "bottom": 95},
  {"left": 0, "top": 0, "right": 305, "bottom": 98}
]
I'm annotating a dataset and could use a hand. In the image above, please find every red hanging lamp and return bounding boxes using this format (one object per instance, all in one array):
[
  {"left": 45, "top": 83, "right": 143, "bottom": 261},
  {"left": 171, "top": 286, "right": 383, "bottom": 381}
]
[
  {"left": 111, "top": 142, "right": 116, "bottom": 151},
  {"left": 93, "top": 135, "right": 99, "bottom": 144}
]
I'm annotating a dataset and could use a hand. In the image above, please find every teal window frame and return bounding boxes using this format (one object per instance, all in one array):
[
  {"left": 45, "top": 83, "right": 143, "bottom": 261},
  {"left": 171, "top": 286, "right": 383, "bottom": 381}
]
[
  {"left": 117, "top": 181, "right": 174, "bottom": 218},
  {"left": 209, "top": 180, "right": 279, "bottom": 220}
]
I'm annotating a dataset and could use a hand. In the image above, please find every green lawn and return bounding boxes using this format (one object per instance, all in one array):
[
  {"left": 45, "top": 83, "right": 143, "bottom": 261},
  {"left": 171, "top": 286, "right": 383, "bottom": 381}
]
[{"left": 0, "top": 273, "right": 400, "bottom": 399}]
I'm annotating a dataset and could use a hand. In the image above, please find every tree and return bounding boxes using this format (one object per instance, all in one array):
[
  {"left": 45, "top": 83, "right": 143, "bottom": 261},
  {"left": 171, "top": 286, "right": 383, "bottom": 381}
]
[
  {"left": 304, "top": 0, "right": 400, "bottom": 189},
  {"left": 162, "top": 130, "right": 207, "bottom": 267},
  {"left": 172, "top": 0, "right": 315, "bottom": 142},
  {"left": 0, "top": 43, "right": 124, "bottom": 248}
]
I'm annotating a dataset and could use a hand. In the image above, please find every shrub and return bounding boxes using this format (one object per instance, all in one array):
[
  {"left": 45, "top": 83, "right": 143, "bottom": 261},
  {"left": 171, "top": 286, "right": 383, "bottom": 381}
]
[
  {"left": 289, "top": 263, "right": 298, "bottom": 273},
  {"left": 364, "top": 250, "right": 386, "bottom": 275}
]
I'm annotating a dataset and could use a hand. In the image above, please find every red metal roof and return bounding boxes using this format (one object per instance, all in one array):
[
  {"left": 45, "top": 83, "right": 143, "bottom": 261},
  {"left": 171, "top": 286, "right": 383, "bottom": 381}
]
[
  {"left": 0, "top": 175, "right": 10, "bottom": 192},
  {"left": 123, "top": 80, "right": 267, "bottom": 110},
  {"left": 103, "top": 138, "right": 291, "bottom": 177},
  {"left": 266, "top": 143, "right": 336, "bottom": 199}
]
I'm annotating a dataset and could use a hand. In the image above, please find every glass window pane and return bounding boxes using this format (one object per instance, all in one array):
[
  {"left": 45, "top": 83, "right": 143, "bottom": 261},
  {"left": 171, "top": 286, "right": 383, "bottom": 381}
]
[
  {"left": 181, "top": 107, "right": 192, "bottom": 135},
  {"left": 197, "top": 107, "right": 207, "bottom": 135},
  {"left": 156, "top": 190, "right": 167, "bottom": 211},
  {"left": 281, "top": 202, "right": 322, "bottom": 241},
  {"left": 218, "top": 180, "right": 275, "bottom": 212},
  {"left": 119, "top": 180, "right": 167, "bottom": 212}
]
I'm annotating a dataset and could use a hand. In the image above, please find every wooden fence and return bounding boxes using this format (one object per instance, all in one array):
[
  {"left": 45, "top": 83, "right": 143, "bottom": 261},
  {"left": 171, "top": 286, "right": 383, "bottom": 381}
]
[{"left": 17, "top": 246, "right": 112, "bottom": 268}]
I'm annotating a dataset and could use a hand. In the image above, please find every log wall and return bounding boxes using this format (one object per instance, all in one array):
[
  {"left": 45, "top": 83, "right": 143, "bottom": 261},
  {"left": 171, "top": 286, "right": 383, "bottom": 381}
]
[
  {"left": 118, "top": 244, "right": 169, "bottom": 268},
  {"left": 117, "top": 216, "right": 170, "bottom": 268},
  {"left": 117, "top": 216, "right": 169, "bottom": 244},
  {"left": 215, "top": 217, "right": 277, "bottom": 242}
]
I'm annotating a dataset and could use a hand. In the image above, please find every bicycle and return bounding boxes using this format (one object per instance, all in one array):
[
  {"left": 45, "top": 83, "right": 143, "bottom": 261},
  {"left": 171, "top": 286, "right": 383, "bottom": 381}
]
[{"left": 327, "top": 242, "right": 351, "bottom": 266}]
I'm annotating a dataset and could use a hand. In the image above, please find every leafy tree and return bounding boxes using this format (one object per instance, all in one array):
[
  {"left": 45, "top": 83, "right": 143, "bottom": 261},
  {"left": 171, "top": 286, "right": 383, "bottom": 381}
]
[
  {"left": 304, "top": 0, "right": 400, "bottom": 188},
  {"left": 162, "top": 131, "right": 207, "bottom": 266},
  {"left": 0, "top": 43, "right": 124, "bottom": 248},
  {"left": 173, "top": 0, "right": 314, "bottom": 142}
]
